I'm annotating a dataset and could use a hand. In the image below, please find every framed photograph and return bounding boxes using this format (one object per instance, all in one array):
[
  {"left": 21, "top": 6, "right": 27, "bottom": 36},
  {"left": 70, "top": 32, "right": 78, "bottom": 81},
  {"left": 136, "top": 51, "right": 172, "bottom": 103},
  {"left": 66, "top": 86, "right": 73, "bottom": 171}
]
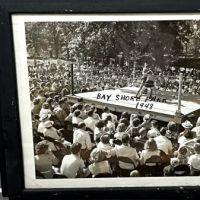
[{"left": 1, "top": 0, "right": 200, "bottom": 199}]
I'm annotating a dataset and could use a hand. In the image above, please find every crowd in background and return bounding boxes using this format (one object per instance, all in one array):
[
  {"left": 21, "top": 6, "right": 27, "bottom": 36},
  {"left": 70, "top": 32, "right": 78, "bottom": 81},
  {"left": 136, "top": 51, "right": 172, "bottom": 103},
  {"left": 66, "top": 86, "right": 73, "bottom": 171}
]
[
  {"left": 29, "top": 61, "right": 200, "bottom": 178},
  {"left": 28, "top": 60, "right": 200, "bottom": 97}
]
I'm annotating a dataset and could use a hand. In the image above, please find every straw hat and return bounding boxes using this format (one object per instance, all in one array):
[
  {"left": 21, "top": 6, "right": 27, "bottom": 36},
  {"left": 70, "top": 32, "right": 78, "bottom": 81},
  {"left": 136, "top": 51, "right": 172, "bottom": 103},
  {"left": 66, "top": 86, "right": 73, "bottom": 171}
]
[
  {"left": 44, "top": 120, "right": 54, "bottom": 128},
  {"left": 181, "top": 120, "right": 193, "bottom": 129},
  {"left": 39, "top": 113, "right": 51, "bottom": 121}
]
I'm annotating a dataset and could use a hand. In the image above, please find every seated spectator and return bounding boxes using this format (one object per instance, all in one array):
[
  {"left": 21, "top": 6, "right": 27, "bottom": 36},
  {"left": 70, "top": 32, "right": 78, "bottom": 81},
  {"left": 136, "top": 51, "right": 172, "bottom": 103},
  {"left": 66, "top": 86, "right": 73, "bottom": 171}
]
[
  {"left": 53, "top": 99, "right": 68, "bottom": 126},
  {"left": 174, "top": 146, "right": 188, "bottom": 165},
  {"left": 37, "top": 113, "right": 51, "bottom": 134},
  {"left": 39, "top": 102, "right": 52, "bottom": 118},
  {"left": 140, "top": 114, "right": 151, "bottom": 130},
  {"left": 35, "top": 140, "right": 58, "bottom": 178},
  {"left": 147, "top": 120, "right": 160, "bottom": 138},
  {"left": 120, "top": 112, "right": 129, "bottom": 121},
  {"left": 192, "top": 116, "right": 200, "bottom": 134},
  {"left": 90, "top": 105, "right": 101, "bottom": 120},
  {"left": 60, "top": 142, "right": 90, "bottom": 178},
  {"left": 137, "top": 127, "right": 148, "bottom": 141},
  {"left": 154, "top": 127, "right": 173, "bottom": 156},
  {"left": 102, "top": 107, "right": 118, "bottom": 124},
  {"left": 97, "top": 134, "right": 113, "bottom": 151},
  {"left": 72, "top": 110, "right": 84, "bottom": 128},
  {"left": 77, "top": 103, "right": 87, "bottom": 120},
  {"left": 88, "top": 148, "right": 112, "bottom": 177},
  {"left": 32, "top": 98, "right": 41, "bottom": 115},
  {"left": 165, "top": 121, "right": 178, "bottom": 143},
  {"left": 178, "top": 121, "right": 194, "bottom": 146},
  {"left": 140, "top": 138, "right": 161, "bottom": 165},
  {"left": 163, "top": 157, "right": 190, "bottom": 176},
  {"left": 109, "top": 134, "right": 139, "bottom": 172},
  {"left": 126, "top": 118, "right": 140, "bottom": 138},
  {"left": 114, "top": 123, "right": 126, "bottom": 141},
  {"left": 73, "top": 122, "right": 92, "bottom": 159},
  {"left": 43, "top": 120, "right": 61, "bottom": 141},
  {"left": 84, "top": 110, "right": 98, "bottom": 132},
  {"left": 129, "top": 114, "right": 139, "bottom": 126},
  {"left": 188, "top": 143, "right": 200, "bottom": 175},
  {"left": 104, "top": 115, "right": 115, "bottom": 133},
  {"left": 94, "top": 120, "right": 107, "bottom": 143},
  {"left": 36, "top": 89, "right": 46, "bottom": 107}
]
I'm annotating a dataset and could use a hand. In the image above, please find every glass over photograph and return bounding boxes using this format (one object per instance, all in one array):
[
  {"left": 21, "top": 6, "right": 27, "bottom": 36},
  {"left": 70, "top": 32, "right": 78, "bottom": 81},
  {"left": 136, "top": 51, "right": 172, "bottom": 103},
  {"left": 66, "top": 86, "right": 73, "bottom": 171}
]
[{"left": 12, "top": 14, "right": 200, "bottom": 188}]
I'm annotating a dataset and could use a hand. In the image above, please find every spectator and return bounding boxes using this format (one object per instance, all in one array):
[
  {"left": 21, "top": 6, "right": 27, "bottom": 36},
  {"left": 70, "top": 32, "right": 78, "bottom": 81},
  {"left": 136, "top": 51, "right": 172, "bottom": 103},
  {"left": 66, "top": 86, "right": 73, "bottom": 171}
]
[
  {"left": 188, "top": 143, "right": 200, "bottom": 175},
  {"left": 88, "top": 148, "right": 112, "bottom": 177},
  {"left": 140, "top": 138, "right": 161, "bottom": 165},
  {"left": 60, "top": 143, "right": 90, "bottom": 178},
  {"left": 39, "top": 102, "right": 52, "bottom": 118},
  {"left": 147, "top": 120, "right": 160, "bottom": 138},
  {"left": 73, "top": 122, "right": 92, "bottom": 155},
  {"left": 154, "top": 127, "right": 173, "bottom": 156},
  {"left": 35, "top": 140, "right": 58, "bottom": 178},
  {"left": 84, "top": 110, "right": 98, "bottom": 133}
]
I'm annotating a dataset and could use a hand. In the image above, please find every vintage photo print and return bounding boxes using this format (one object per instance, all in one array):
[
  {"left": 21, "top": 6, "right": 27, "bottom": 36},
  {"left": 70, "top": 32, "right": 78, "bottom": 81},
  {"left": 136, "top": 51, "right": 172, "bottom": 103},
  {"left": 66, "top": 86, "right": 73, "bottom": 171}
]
[{"left": 12, "top": 14, "right": 200, "bottom": 188}]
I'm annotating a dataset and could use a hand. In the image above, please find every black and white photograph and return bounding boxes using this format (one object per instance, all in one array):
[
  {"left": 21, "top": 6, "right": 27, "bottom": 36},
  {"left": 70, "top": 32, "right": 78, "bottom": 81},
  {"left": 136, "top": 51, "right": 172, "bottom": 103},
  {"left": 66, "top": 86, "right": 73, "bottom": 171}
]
[{"left": 12, "top": 14, "right": 200, "bottom": 188}]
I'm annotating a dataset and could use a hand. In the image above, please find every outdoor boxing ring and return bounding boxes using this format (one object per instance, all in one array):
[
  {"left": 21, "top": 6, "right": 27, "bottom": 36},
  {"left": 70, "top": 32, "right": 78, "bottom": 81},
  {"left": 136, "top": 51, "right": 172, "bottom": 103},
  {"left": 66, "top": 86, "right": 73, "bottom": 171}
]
[{"left": 67, "top": 67, "right": 200, "bottom": 124}]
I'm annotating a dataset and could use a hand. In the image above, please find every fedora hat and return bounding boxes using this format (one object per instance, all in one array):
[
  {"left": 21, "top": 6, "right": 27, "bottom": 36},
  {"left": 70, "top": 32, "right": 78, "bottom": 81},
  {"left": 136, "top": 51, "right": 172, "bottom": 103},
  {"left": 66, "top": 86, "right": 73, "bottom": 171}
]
[
  {"left": 44, "top": 120, "right": 54, "bottom": 128},
  {"left": 181, "top": 120, "right": 193, "bottom": 129}
]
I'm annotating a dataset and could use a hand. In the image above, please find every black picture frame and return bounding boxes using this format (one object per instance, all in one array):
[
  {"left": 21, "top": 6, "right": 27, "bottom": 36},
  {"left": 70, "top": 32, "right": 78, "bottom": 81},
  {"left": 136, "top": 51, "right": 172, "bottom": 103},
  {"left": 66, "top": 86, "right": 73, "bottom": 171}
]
[{"left": 1, "top": 0, "right": 200, "bottom": 199}]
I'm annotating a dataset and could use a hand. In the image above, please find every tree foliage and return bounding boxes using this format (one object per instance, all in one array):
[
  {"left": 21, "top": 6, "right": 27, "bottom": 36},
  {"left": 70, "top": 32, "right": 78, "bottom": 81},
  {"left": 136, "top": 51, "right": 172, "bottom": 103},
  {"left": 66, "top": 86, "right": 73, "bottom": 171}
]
[{"left": 25, "top": 20, "right": 197, "bottom": 67}]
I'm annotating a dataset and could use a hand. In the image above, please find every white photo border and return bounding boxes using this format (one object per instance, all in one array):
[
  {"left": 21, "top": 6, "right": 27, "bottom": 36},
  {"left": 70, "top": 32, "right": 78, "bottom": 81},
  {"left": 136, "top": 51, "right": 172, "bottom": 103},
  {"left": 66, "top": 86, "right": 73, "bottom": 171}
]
[{"left": 12, "top": 13, "right": 200, "bottom": 189}]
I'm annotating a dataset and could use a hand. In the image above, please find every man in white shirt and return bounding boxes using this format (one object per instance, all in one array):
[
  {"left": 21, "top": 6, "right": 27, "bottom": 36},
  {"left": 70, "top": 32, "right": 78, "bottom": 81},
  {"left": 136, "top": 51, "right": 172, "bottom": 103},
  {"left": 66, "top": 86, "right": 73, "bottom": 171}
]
[
  {"left": 84, "top": 110, "right": 98, "bottom": 132},
  {"left": 154, "top": 127, "right": 173, "bottom": 156},
  {"left": 147, "top": 120, "right": 160, "bottom": 138},
  {"left": 73, "top": 122, "right": 92, "bottom": 151},
  {"left": 60, "top": 143, "right": 90, "bottom": 178},
  {"left": 97, "top": 134, "right": 113, "bottom": 151},
  {"left": 188, "top": 143, "right": 200, "bottom": 175},
  {"left": 37, "top": 113, "right": 51, "bottom": 134},
  {"left": 101, "top": 107, "right": 118, "bottom": 124},
  {"left": 109, "top": 134, "right": 139, "bottom": 170}
]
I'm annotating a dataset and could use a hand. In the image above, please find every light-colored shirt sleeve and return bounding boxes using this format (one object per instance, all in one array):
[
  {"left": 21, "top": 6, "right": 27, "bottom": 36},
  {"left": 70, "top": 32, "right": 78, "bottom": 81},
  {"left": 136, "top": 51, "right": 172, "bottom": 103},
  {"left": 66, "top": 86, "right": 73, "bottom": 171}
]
[{"left": 86, "top": 133, "right": 92, "bottom": 150}]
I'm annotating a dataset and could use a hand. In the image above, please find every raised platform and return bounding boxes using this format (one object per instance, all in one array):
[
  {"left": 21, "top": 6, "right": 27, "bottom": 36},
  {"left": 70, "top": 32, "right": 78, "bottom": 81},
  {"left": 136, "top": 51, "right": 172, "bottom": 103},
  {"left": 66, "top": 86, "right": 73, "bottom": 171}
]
[{"left": 67, "top": 87, "right": 200, "bottom": 124}]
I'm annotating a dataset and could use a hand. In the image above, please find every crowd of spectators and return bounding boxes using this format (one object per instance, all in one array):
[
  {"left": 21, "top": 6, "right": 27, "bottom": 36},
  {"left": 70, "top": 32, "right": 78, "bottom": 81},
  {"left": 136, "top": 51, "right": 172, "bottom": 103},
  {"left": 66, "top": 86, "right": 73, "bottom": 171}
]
[
  {"left": 29, "top": 61, "right": 200, "bottom": 178},
  {"left": 28, "top": 60, "right": 200, "bottom": 96}
]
